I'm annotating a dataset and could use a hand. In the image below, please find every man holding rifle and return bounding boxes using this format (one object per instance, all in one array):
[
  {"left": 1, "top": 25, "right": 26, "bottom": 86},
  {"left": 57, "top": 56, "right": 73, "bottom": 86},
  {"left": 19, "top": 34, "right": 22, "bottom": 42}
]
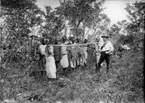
[{"left": 96, "top": 35, "right": 114, "bottom": 73}]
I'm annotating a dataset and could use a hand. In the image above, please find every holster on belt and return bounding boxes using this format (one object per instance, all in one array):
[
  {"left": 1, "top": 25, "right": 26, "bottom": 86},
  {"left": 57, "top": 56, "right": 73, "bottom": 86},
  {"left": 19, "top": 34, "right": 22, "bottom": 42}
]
[{"left": 101, "top": 51, "right": 107, "bottom": 55}]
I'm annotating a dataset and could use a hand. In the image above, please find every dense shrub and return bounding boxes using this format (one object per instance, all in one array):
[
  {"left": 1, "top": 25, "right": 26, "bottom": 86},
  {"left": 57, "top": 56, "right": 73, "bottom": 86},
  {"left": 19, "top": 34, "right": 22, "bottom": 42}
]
[{"left": 118, "top": 34, "right": 135, "bottom": 45}]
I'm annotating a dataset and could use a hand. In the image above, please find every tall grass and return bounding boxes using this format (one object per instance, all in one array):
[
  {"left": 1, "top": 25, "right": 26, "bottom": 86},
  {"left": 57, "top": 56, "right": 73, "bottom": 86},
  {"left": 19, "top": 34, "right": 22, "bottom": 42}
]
[{"left": 0, "top": 50, "right": 144, "bottom": 103}]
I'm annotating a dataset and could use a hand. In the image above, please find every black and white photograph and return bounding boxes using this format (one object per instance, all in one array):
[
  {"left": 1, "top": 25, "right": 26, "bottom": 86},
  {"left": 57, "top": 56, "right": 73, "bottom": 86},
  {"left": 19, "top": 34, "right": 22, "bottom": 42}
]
[{"left": 0, "top": 0, "right": 144, "bottom": 103}]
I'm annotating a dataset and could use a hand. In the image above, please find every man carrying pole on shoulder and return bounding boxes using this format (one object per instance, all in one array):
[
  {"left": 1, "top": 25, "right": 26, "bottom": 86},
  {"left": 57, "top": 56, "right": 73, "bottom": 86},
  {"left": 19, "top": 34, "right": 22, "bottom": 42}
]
[
  {"left": 94, "top": 37, "right": 101, "bottom": 68},
  {"left": 38, "top": 38, "right": 47, "bottom": 70},
  {"left": 96, "top": 35, "right": 114, "bottom": 73}
]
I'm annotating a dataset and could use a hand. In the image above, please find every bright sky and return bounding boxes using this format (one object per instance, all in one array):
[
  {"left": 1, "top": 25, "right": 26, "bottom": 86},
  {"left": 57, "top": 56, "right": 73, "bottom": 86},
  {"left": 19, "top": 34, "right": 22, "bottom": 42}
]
[
  {"left": 36, "top": 0, "right": 142, "bottom": 25},
  {"left": 102, "top": 0, "right": 142, "bottom": 24},
  {"left": 103, "top": 0, "right": 128, "bottom": 24}
]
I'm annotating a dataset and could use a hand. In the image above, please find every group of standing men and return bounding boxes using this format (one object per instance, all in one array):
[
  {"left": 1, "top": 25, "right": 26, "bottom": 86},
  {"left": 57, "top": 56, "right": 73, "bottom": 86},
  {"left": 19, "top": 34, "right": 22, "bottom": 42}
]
[{"left": 37, "top": 35, "right": 114, "bottom": 80}]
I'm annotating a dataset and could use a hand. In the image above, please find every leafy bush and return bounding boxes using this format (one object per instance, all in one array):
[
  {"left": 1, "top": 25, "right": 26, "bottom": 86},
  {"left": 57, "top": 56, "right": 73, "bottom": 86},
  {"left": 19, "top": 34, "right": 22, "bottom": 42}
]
[{"left": 118, "top": 34, "right": 135, "bottom": 45}]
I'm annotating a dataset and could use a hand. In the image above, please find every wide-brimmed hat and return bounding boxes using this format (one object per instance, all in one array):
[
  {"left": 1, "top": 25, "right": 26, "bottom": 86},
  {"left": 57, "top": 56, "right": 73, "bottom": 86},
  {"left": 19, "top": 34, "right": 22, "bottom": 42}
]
[{"left": 101, "top": 35, "right": 109, "bottom": 38}]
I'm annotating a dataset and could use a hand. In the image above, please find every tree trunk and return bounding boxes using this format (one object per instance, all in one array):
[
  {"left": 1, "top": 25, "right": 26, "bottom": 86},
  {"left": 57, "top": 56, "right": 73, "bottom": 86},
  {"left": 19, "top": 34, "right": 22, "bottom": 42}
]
[
  {"left": 82, "top": 24, "right": 86, "bottom": 41},
  {"left": 75, "top": 19, "right": 83, "bottom": 38}
]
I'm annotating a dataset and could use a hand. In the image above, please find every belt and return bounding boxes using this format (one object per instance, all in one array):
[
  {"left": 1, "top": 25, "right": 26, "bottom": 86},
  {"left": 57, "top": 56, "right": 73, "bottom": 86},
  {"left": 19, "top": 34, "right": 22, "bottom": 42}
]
[
  {"left": 62, "top": 54, "right": 67, "bottom": 55},
  {"left": 101, "top": 51, "right": 107, "bottom": 55}
]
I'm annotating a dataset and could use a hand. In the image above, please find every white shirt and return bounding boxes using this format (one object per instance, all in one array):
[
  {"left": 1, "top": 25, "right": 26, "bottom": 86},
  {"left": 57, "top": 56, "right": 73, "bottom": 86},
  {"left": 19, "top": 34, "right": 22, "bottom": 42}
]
[
  {"left": 39, "top": 44, "right": 47, "bottom": 55},
  {"left": 45, "top": 45, "right": 54, "bottom": 56},
  {"left": 61, "top": 43, "right": 68, "bottom": 55},
  {"left": 49, "top": 45, "right": 54, "bottom": 54},
  {"left": 101, "top": 41, "right": 114, "bottom": 54}
]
